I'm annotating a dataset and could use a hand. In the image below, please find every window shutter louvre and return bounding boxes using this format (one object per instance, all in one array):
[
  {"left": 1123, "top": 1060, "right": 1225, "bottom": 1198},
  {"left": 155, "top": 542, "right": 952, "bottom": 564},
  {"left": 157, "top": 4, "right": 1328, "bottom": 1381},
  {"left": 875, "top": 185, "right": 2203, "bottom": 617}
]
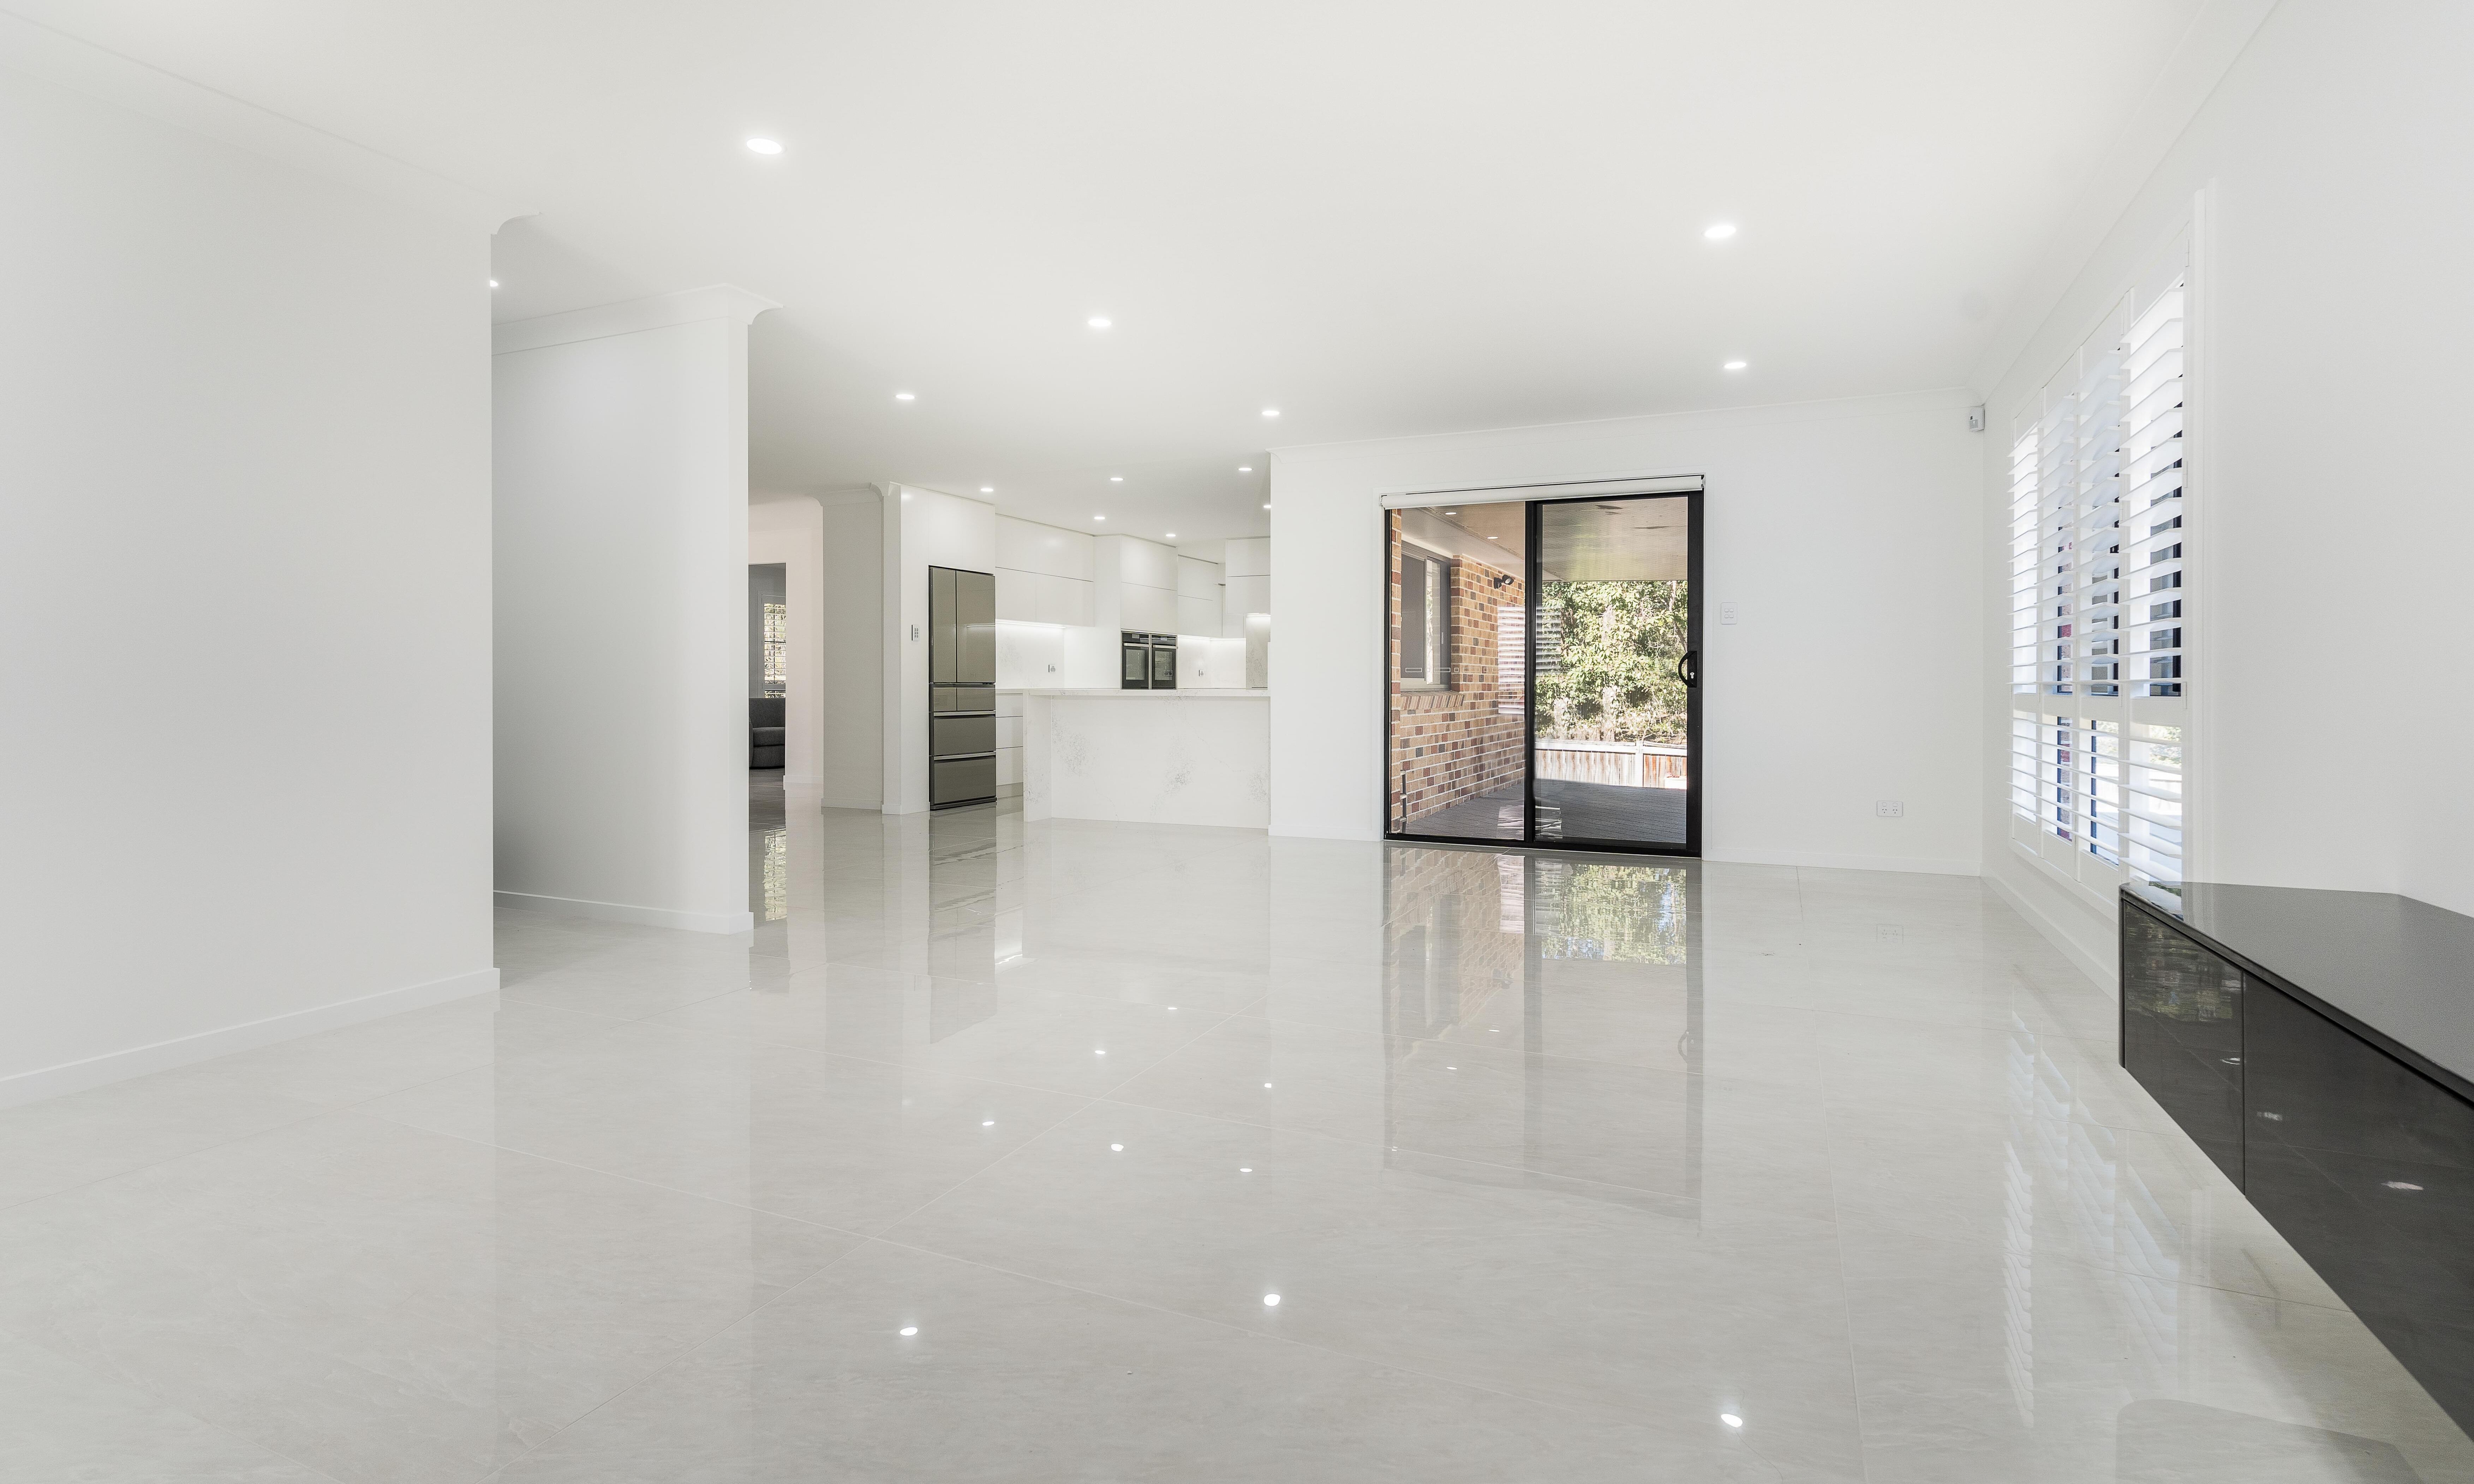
[{"left": 2004, "top": 247, "right": 2190, "bottom": 899}]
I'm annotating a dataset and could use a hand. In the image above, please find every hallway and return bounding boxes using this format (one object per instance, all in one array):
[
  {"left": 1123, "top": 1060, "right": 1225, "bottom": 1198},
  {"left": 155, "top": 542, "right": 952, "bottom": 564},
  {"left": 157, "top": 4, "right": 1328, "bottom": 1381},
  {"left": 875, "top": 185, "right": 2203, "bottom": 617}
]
[{"left": 1, "top": 791, "right": 2464, "bottom": 1482}]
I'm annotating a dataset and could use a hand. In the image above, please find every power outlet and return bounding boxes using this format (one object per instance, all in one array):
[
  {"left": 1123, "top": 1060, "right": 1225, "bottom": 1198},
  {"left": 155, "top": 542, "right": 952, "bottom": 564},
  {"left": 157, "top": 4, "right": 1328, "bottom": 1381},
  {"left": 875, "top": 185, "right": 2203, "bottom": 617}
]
[
  {"left": 1720, "top": 602, "right": 1738, "bottom": 626},
  {"left": 1876, "top": 924, "right": 1907, "bottom": 944},
  {"left": 1875, "top": 800, "right": 1904, "bottom": 818}
]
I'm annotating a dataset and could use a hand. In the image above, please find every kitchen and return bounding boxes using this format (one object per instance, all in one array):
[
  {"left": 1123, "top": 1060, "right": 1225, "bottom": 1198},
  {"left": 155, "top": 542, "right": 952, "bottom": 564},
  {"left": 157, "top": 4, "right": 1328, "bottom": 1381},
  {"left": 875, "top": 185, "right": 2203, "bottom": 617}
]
[{"left": 925, "top": 506, "right": 1271, "bottom": 829}]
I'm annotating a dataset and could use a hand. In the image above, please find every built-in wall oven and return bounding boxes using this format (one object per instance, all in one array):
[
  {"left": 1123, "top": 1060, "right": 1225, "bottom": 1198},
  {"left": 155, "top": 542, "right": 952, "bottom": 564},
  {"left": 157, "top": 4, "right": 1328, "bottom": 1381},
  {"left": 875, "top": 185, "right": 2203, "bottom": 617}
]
[{"left": 1120, "top": 631, "right": 1177, "bottom": 690}]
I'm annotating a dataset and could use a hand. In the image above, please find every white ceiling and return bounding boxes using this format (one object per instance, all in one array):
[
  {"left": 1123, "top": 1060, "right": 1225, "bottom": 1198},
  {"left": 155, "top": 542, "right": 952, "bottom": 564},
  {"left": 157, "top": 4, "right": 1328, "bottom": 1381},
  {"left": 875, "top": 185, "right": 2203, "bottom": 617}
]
[{"left": 13, "top": 0, "right": 2211, "bottom": 540}]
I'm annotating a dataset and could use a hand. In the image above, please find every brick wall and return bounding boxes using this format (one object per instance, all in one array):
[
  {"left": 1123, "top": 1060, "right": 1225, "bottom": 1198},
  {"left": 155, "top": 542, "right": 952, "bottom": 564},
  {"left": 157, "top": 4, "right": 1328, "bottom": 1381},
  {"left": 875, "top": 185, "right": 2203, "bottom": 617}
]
[
  {"left": 1383, "top": 847, "right": 1526, "bottom": 1038},
  {"left": 1388, "top": 515, "right": 1527, "bottom": 831}
]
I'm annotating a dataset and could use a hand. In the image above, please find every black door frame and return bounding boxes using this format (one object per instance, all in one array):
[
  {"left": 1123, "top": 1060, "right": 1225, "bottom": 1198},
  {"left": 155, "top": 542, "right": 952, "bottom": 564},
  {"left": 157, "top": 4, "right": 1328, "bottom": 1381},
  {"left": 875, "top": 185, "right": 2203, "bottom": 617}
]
[{"left": 1383, "top": 487, "right": 1702, "bottom": 858}]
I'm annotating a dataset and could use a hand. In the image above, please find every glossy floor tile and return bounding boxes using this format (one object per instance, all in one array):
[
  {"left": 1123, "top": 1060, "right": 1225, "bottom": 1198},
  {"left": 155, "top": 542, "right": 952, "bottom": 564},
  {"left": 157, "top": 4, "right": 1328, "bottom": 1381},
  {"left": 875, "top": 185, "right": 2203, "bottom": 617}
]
[{"left": 1, "top": 779, "right": 2468, "bottom": 1482}]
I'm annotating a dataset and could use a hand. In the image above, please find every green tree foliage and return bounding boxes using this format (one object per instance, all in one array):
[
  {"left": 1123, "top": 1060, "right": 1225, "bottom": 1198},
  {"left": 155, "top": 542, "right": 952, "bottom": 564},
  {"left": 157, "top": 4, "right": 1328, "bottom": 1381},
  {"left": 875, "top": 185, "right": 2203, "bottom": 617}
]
[
  {"left": 1534, "top": 579, "right": 1689, "bottom": 744},
  {"left": 1535, "top": 860, "right": 1689, "bottom": 963}
]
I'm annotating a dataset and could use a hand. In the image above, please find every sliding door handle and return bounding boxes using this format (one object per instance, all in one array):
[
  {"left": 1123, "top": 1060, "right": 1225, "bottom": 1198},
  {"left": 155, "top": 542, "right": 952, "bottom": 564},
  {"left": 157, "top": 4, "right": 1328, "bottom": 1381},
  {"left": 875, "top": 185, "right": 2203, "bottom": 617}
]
[{"left": 1677, "top": 650, "right": 1698, "bottom": 688}]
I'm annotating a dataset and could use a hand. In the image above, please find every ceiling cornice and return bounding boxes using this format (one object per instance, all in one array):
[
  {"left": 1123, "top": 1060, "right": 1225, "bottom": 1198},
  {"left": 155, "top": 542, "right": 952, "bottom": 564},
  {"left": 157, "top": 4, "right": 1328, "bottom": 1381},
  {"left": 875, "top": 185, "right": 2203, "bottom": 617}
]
[{"left": 0, "top": 6, "right": 525, "bottom": 234}]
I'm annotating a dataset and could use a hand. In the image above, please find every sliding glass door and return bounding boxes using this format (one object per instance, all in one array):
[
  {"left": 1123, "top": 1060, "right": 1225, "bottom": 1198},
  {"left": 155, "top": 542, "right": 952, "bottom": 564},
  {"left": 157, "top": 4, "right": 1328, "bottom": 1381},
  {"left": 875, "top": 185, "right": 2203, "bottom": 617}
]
[{"left": 1385, "top": 487, "right": 1700, "bottom": 855}]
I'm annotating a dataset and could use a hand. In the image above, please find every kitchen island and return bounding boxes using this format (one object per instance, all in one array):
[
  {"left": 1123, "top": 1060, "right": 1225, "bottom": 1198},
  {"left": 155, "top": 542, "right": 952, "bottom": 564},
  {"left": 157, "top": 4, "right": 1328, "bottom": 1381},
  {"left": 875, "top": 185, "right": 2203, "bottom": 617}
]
[{"left": 1020, "top": 689, "right": 1269, "bottom": 829}]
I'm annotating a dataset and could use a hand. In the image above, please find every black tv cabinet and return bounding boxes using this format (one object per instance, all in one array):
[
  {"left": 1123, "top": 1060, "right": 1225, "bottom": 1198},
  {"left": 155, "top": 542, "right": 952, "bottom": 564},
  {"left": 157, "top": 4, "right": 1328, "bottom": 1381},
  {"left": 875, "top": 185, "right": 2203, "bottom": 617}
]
[{"left": 2120, "top": 882, "right": 2474, "bottom": 1431}]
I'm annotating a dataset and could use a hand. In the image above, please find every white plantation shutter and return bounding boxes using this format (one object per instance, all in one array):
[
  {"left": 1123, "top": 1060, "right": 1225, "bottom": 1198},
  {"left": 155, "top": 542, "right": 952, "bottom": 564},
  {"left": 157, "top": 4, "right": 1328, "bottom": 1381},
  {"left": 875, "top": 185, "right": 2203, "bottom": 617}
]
[{"left": 2006, "top": 240, "right": 2191, "bottom": 901}]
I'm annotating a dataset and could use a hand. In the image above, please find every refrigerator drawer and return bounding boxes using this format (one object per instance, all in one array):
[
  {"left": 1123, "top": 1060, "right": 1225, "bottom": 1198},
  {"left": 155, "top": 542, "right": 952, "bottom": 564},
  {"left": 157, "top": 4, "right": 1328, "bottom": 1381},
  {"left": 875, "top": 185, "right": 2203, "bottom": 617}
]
[
  {"left": 932, "top": 756, "right": 996, "bottom": 807},
  {"left": 932, "top": 715, "right": 996, "bottom": 757},
  {"left": 933, "top": 685, "right": 994, "bottom": 716}
]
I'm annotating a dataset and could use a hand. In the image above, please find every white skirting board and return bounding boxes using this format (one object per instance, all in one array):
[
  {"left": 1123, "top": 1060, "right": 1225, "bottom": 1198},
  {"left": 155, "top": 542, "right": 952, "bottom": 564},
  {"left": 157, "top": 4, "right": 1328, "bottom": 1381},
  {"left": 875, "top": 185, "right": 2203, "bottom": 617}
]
[
  {"left": 1696, "top": 847, "right": 1982, "bottom": 877},
  {"left": 0, "top": 965, "right": 501, "bottom": 1110},
  {"left": 494, "top": 889, "right": 754, "bottom": 935}
]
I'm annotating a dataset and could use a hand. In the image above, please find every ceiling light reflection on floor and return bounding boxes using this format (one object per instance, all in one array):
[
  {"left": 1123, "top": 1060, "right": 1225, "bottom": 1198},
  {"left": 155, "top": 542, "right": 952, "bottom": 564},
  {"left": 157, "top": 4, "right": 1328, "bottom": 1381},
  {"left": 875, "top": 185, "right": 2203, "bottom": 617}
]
[
  {"left": 900, "top": 1326, "right": 918, "bottom": 1336},
  {"left": 1721, "top": 1413, "right": 1743, "bottom": 1428},
  {"left": 1262, "top": 1294, "right": 1281, "bottom": 1307}
]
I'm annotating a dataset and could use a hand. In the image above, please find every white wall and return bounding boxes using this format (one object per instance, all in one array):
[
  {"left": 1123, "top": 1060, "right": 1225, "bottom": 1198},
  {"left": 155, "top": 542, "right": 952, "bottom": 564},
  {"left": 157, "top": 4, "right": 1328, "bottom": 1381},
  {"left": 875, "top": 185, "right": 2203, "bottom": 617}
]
[
  {"left": 880, "top": 483, "right": 995, "bottom": 813},
  {"left": 1269, "top": 390, "right": 1984, "bottom": 870},
  {"left": 749, "top": 495, "right": 823, "bottom": 789},
  {"left": 0, "top": 71, "right": 495, "bottom": 1101},
  {"left": 1977, "top": 0, "right": 2474, "bottom": 974},
  {"left": 814, "top": 488, "right": 883, "bottom": 810},
  {"left": 495, "top": 288, "right": 770, "bottom": 933}
]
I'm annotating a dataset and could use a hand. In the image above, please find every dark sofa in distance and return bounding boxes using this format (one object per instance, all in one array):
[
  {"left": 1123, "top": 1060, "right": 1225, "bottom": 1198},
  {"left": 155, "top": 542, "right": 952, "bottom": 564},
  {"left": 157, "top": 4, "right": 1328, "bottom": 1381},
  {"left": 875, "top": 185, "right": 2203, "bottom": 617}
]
[{"left": 749, "top": 697, "right": 784, "bottom": 769}]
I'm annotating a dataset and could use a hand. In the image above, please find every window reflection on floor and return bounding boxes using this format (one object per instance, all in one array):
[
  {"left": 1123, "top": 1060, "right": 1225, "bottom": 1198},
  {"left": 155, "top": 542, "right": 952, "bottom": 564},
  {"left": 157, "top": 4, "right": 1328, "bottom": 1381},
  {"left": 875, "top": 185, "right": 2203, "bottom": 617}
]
[{"left": 1383, "top": 847, "right": 1703, "bottom": 1212}]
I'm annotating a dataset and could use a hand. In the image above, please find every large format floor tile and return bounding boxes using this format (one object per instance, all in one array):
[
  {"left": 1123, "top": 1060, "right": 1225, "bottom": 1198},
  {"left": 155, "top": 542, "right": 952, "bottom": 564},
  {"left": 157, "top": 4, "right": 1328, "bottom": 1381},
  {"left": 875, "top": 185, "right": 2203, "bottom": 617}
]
[
  {"left": 0, "top": 1112, "right": 854, "bottom": 1484},
  {"left": 1, "top": 780, "right": 2467, "bottom": 1482}
]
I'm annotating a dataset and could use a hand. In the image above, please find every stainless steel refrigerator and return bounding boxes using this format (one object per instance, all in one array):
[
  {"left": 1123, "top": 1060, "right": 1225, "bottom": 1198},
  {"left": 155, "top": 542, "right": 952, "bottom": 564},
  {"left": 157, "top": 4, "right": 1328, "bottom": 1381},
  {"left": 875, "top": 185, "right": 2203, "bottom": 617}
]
[{"left": 928, "top": 565, "right": 997, "bottom": 808}]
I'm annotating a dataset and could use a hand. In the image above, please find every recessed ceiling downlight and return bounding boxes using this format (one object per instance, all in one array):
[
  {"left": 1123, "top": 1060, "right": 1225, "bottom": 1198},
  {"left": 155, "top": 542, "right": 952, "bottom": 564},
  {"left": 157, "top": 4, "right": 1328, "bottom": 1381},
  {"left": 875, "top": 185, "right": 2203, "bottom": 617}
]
[
  {"left": 895, "top": 391, "right": 916, "bottom": 401},
  {"left": 1094, "top": 515, "right": 1106, "bottom": 522},
  {"left": 980, "top": 486, "right": 993, "bottom": 493},
  {"left": 1165, "top": 532, "right": 1177, "bottom": 539},
  {"left": 1704, "top": 222, "right": 1736, "bottom": 240},
  {"left": 488, "top": 279, "right": 499, "bottom": 288},
  {"left": 1723, "top": 360, "right": 1748, "bottom": 371},
  {"left": 746, "top": 138, "right": 784, "bottom": 155},
  {"left": 1261, "top": 408, "right": 1280, "bottom": 418},
  {"left": 1088, "top": 316, "right": 1112, "bottom": 330},
  {"left": 1110, "top": 476, "right": 1123, "bottom": 482},
  {"left": 1238, "top": 466, "right": 1253, "bottom": 473}
]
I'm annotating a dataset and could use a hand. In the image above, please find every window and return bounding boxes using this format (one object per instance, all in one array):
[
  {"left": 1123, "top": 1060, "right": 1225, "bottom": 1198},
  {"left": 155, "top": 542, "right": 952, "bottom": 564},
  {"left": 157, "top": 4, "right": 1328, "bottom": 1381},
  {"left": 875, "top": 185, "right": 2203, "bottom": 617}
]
[
  {"left": 2007, "top": 241, "right": 2189, "bottom": 901},
  {"left": 1399, "top": 547, "right": 1448, "bottom": 688},
  {"left": 760, "top": 599, "right": 788, "bottom": 697}
]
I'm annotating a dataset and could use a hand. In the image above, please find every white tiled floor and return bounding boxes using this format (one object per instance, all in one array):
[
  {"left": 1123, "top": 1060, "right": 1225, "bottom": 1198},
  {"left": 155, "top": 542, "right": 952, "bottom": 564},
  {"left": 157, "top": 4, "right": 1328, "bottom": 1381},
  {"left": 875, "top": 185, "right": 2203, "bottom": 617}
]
[{"left": 3, "top": 788, "right": 2469, "bottom": 1482}]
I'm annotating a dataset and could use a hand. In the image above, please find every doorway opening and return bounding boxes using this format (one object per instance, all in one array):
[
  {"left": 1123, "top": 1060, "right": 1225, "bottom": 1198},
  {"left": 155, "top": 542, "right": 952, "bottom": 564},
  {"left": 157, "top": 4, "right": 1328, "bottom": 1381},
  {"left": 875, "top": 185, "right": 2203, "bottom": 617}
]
[
  {"left": 1384, "top": 484, "right": 1701, "bottom": 854},
  {"left": 749, "top": 561, "right": 787, "bottom": 772}
]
